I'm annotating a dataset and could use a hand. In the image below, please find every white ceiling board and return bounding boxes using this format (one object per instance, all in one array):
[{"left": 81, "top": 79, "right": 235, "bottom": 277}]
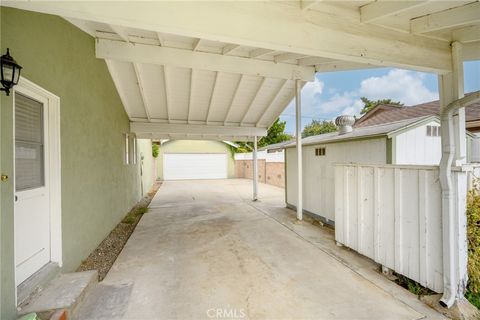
[
  {"left": 360, "top": 1, "right": 429, "bottom": 24},
  {"left": 164, "top": 66, "right": 190, "bottom": 121},
  {"left": 242, "top": 78, "right": 286, "bottom": 125},
  {"left": 188, "top": 69, "right": 217, "bottom": 122},
  {"left": 96, "top": 39, "right": 315, "bottom": 81},
  {"left": 208, "top": 72, "right": 240, "bottom": 122},
  {"left": 256, "top": 80, "right": 297, "bottom": 128},
  {"left": 367, "top": 1, "right": 473, "bottom": 33},
  {"left": 9, "top": 0, "right": 478, "bottom": 140},
  {"left": 208, "top": 73, "right": 243, "bottom": 123},
  {"left": 106, "top": 60, "right": 146, "bottom": 119},
  {"left": 135, "top": 63, "right": 168, "bottom": 120},
  {"left": 3, "top": 1, "right": 452, "bottom": 73},
  {"left": 225, "top": 76, "right": 264, "bottom": 124},
  {"left": 131, "top": 122, "right": 267, "bottom": 138},
  {"left": 410, "top": 2, "right": 480, "bottom": 34}
]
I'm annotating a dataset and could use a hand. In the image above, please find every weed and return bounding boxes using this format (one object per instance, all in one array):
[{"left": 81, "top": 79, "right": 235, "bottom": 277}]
[
  {"left": 394, "top": 274, "right": 434, "bottom": 297},
  {"left": 122, "top": 206, "right": 148, "bottom": 224},
  {"left": 467, "top": 183, "right": 480, "bottom": 309}
]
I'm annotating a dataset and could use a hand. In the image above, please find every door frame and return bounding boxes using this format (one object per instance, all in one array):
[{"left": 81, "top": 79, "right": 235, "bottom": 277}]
[{"left": 13, "top": 77, "right": 62, "bottom": 291}]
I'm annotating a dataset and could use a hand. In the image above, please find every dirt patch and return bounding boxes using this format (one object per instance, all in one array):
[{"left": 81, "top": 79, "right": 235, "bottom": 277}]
[{"left": 76, "top": 182, "right": 162, "bottom": 281}]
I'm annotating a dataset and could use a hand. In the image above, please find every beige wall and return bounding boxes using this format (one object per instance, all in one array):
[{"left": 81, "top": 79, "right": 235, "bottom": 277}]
[
  {"left": 235, "top": 160, "right": 285, "bottom": 188},
  {"left": 156, "top": 140, "right": 235, "bottom": 180},
  {"left": 138, "top": 139, "right": 156, "bottom": 196}
]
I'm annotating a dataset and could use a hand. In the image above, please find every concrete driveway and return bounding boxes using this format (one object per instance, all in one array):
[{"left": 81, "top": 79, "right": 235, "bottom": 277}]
[{"left": 79, "top": 179, "right": 443, "bottom": 320}]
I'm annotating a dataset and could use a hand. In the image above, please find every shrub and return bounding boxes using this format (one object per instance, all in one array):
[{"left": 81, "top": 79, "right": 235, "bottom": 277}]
[
  {"left": 152, "top": 144, "right": 159, "bottom": 158},
  {"left": 467, "top": 182, "right": 480, "bottom": 308}
]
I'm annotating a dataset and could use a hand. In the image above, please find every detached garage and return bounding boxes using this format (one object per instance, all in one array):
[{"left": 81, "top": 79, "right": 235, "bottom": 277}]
[{"left": 156, "top": 140, "right": 236, "bottom": 180}]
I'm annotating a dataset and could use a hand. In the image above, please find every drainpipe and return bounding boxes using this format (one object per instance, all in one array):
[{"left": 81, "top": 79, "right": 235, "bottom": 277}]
[{"left": 439, "top": 91, "right": 480, "bottom": 308}]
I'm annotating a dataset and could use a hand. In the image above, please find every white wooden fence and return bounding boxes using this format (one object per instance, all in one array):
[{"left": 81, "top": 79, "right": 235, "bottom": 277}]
[
  {"left": 334, "top": 164, "right": 444, "bottom": 293},
  {"left": 469, "top": 164, "right": 480, "bottom": 190},
  {"left": 234, "top": 150, "right": 284, "bottom": 162}
]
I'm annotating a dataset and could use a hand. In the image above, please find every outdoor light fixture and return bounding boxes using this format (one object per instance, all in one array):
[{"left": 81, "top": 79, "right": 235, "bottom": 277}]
[{"left": 1, "top": 48, "right": 22, "bottom": 96}]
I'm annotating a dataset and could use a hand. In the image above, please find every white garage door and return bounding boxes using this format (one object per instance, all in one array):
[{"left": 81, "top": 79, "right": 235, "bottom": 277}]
[{"left": 164, "top": 153, "right": 228, "bottom": 180}]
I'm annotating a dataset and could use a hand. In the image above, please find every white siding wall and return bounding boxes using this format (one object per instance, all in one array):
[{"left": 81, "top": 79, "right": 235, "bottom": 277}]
[
  {"left": 286, "top": 138, "right": 387, "bottom": 222},
  {"left": 472, "top": 134, "right": 480, "bottom": 163},
  {"left": 394, "top": 121, "right": 442, "bottom": 165},
  {"left": 335, "top": 164, "right": 444, "bottom": 293}
]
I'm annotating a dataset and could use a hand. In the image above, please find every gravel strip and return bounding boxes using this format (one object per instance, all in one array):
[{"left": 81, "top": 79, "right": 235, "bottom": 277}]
[{"left": 76, "top": 182, "right": 162, "bottom": 281}]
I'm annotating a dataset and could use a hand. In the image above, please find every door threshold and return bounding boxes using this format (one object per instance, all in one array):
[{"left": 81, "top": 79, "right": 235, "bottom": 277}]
[{"left": 17, "top": 262, "right": 60, "bottom": 306}]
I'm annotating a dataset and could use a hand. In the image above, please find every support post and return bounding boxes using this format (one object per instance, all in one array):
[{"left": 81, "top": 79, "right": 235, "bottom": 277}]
[
  {"left": 253, "top": 135, "right": 258, "bottom": 201},
  {"left": 295, "top": 79, "right": 303, "bottom": 220},
  {"left": 438, "top": 41, "right": 468, "bottom": 308},
  {"left": 452, "top": 42, "right": 466, "bottom": 166}
]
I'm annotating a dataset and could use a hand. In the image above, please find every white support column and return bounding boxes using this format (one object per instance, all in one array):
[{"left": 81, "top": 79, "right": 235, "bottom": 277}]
[
  {"left": 253, "top": 136, "right": 258, "bottom": 201},
  {"left": 438, "top": 41, "right": 468, "bottom": 308},
  {"left": 295, "top": 79, "right": 303, "bottom": 220},
  {"left": 452, "top": 42, "right": 466, "bottom": 166}
]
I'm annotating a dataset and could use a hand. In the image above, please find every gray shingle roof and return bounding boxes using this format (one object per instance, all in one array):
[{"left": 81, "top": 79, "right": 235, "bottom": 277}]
[
  {"left": 258, "top": 140, "right": 293, "bottom": 151},
  {"left": 263, "top": 116, "right": 436, "bottom": 150},
  {"left": 355, "top": 95, "right": 480, "bottom": 128}
]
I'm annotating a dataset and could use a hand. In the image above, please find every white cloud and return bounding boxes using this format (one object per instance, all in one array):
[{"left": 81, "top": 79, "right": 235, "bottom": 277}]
[
  {"left": 306, "top": 69, "right": 438, "bottom": 117},
  {"left": 283, "top": 77, "right": 325, "bottom": 118},
  {"left": 280, "top": 68, "right": 439, "bottom": 133},
  {"left": 340, "top": 99, "right": 363, "bottom": 117},
  {"left": 320, "top": 91, "right": 357, "bottom": 114},
  {"left": 358, "top": 69, "right": 438, "bottom": 105}
]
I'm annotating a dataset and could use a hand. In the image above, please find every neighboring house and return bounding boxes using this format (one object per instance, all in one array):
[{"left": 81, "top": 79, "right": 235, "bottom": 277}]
[
  {"left": 0, "top": 8, "right": 154, "bottom": 317},
  {"left": 279, "top": 113, "right": 478, "bottom": 226},
  {"left": 355, "top": 97, "right": 480, "bottom": 163},
  {"left": 156, "top": 140, "right": 237, "bottom": 180},
  {"left": 355, "top": 97, "right": 480, "bottom": 133},
  {"left": 234, "top": 146, "right": 286, "bottom": 188}
]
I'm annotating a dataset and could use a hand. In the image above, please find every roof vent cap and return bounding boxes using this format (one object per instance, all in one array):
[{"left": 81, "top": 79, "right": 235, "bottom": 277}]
[{"left": 335, "top": 115, "right": 355, "bottom": 135}]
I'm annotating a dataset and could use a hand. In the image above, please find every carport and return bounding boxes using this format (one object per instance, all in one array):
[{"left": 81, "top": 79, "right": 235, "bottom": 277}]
[
  {"left": 75, "top": 179, "right": 442, "bottom": 319},
  {"left": 3, "top": 0, "right": 480, "bottom": 311}
]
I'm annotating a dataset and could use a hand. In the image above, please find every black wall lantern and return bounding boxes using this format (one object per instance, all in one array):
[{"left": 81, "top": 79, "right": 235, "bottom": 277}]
[{"left": 1, "top": 48, "right": 22, "bottom": 96}]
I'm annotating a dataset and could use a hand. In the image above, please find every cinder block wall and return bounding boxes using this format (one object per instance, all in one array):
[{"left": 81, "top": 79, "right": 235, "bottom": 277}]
[
  {"left": 265, "top": 162, "right": 285, "bottom": 188},
  {"left": 235, "top": 160, "right": 284, "bottom": 188}
]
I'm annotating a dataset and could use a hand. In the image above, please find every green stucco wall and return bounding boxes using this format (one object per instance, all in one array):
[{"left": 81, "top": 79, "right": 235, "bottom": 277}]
[
  {"left": 0, "top": 6, "right": 16, "bottom": 316},
  {"left": 1, "top": 8, "right": 142, "bottom": 319},
  {"left": 156, "top": 140, "right": 235, "bottom": 180}
]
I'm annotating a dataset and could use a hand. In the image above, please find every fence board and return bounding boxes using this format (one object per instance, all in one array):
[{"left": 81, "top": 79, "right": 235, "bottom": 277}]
[{"left": 335, "top": 164, "right": 443, "bottom": 293}]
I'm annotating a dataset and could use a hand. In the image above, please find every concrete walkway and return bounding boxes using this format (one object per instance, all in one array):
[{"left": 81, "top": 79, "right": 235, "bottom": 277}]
[{"left": 78, "top": 179, "right": 445, "bottom": 320}]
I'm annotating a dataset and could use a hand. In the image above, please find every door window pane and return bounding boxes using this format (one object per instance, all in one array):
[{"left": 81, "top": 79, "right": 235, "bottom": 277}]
[{"left": 15, "top": 93, "right": 45, "bottom": 191}]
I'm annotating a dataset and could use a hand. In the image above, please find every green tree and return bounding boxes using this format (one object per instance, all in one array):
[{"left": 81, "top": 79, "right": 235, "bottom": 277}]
[
  {"left": 360, "top": 97, "right": 403, "bottom": 115},
  {"left": 235, "top": 118, "right": 291, "bottom": 152},
  {"left": 260, "top": 118, "right": 291, "bottom": 147},
  {"left": 302, "top": 120, "right": 337, "bottom": 138},
  {"left": 152, "top": 144, "right": 159, "bottom": 158}
]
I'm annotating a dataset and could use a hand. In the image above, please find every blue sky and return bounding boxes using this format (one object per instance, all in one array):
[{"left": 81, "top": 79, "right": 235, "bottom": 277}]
[{"left": 280, "top": 61, "right": 480, "bottom": 134}]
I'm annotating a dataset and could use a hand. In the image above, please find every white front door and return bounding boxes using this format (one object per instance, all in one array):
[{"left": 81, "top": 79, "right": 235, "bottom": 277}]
[
  {"left": 14, "top": 91, "right": 51, "bottom": 285},
  {"left": 163, "top": 153, "right": 228, "bottom": 180}
]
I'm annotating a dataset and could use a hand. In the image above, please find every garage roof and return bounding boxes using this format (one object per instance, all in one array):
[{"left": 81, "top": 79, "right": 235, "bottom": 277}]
[
  {"left": 3, "top": 1, "right": 479, "bottom": 141},
  {"left": 280, "top": 116, "right": 439, "bottom": 148}
]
